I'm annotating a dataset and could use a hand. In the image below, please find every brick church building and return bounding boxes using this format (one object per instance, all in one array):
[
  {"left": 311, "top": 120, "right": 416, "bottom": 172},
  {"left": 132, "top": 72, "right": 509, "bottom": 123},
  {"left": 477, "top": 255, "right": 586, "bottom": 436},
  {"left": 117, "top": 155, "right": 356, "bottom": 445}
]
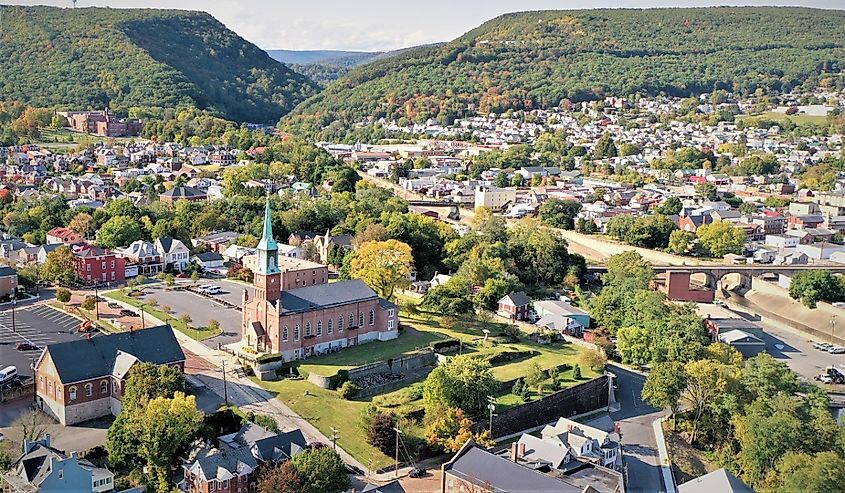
[{"left": 241, "top": 202, "right": 398, "bottom": 360}]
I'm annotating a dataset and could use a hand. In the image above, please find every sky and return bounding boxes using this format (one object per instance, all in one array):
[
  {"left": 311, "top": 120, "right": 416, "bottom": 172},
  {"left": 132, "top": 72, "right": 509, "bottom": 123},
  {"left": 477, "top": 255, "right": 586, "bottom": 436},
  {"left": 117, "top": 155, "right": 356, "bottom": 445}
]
[{"left": 5, "top": 0, "right": 844, "bottom": 51}]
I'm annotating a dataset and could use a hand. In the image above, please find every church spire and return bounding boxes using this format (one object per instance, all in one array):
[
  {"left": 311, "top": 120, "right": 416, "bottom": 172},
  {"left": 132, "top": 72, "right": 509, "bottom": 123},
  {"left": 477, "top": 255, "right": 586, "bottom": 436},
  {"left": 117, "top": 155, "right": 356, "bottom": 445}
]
[{"left": 256, "top": 199, "right": 279, "bottom": 275}]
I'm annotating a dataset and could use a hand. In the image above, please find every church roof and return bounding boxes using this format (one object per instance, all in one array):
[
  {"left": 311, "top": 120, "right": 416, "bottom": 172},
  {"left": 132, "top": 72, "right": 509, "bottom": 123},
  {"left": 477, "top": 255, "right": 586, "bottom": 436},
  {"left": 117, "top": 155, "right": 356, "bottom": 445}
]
[
  {"left": 256, "top": 199, "right": 278, "bottom": 252},
  {"left": 279, "top": 279, "right": 378, "bottom": 314}
]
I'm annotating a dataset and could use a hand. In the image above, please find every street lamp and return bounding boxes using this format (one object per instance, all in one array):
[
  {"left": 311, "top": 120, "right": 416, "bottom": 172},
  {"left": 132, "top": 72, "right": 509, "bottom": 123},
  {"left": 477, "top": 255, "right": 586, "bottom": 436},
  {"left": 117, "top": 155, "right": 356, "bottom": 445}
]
[
  {"left": 487, "top": 395, "right": 497, "bottom": 434},
  {"left": 393, "top": 426, "right": 403, "bottom": 477},
  {"left": 830, "top": 315, "right": 837, "bottom": 344}
]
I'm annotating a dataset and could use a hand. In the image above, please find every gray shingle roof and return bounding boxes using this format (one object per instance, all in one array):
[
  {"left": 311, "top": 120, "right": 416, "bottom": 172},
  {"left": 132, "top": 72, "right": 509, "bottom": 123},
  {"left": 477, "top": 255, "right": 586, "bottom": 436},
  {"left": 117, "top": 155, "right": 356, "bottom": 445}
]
[
  {"left": 44, "top": 325, "right": 185, "bottom": 384},
  {"left": 499, "top": 291, "right": 531, "bottom": 307},
  {"left": 280, "top": 279, "right": 378, "bottom": 314},
  {"left": 679, "top": 468, "right": 754, "bottom": 493}
]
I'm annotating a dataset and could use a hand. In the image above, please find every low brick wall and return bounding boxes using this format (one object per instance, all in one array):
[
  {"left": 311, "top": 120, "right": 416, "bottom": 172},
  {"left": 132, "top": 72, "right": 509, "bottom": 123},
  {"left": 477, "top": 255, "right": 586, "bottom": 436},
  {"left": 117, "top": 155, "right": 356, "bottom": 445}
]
[
  {"left": 485, "top": 375, "right": 610, "bottom": 439},
  {"left": 308, "top": 350, "right": 438, "bottom": 390}
]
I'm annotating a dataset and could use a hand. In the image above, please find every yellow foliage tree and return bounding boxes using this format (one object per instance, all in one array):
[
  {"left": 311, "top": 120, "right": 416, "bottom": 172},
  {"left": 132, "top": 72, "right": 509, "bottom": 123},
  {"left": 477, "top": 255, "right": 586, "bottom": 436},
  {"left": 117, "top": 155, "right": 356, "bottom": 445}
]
[{"left": 350, "top": 239, "right": 413, "bottom": 300}]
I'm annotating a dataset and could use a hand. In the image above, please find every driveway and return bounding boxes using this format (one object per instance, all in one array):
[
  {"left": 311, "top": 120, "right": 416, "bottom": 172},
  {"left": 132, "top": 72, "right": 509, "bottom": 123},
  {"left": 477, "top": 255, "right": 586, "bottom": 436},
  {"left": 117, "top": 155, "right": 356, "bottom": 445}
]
[{"left": 609, "top": 364, "right": 667, "bottom": 493}]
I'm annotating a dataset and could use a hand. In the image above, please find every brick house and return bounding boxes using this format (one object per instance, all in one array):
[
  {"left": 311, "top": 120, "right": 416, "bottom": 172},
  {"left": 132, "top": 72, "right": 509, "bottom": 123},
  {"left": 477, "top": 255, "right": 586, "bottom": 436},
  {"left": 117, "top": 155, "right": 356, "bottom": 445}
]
[
  {"left": 241, "top": 202, "right": 398, "bottom": 360},
  {"left": 34, "top": 325, "right": 185, "bottom": 425},
  {"left": 73, "top": 245, "right": 125, "bottom": 286},
  {"left": 0, "top": 266, "right": 17, "bottom": 300},
  {"left": 46, "top": 227, "right": 84, "bottom": 246},
  {"left": 160, "top": 186, "right": 207, "bottom": 204},
  {"left": 180, "top": 423, "right": 307, "bottom": 493},
  {"left": 678, "top": 214, "right": 713, "bottom": 233},
  {"left": 116, "top": 240, "right": 164, "bottom": 276},
  {"left": 497, "top": 291, "right": 531, "bottom": 321}
]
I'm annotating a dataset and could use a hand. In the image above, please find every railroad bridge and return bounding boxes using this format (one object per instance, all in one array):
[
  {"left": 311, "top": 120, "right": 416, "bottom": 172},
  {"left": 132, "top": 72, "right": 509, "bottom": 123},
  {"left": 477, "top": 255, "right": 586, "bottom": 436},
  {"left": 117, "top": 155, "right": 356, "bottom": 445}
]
[{"left": 586, "top": 264, "right": 845, "bottom": 302}]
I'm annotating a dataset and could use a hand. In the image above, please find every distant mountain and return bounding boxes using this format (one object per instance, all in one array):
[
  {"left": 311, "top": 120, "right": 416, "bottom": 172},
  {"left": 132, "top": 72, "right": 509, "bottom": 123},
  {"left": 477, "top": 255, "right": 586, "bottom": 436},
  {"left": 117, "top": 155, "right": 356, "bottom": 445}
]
[
  {"left": 0, "top": 6, "right": 319, "bottom": 123},
  {"left": 283, "top": 7, "right": 845, "bottom": 139},
  {"left": 266, "top": 49, "right": 381, "bottom": 65}
]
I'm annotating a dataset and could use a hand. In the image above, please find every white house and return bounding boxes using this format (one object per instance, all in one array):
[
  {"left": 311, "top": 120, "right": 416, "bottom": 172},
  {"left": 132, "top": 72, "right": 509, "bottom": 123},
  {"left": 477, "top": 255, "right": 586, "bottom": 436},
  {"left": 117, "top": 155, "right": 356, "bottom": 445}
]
[{"left": 154, "top": 237, "right": 191, "bottom": 272}]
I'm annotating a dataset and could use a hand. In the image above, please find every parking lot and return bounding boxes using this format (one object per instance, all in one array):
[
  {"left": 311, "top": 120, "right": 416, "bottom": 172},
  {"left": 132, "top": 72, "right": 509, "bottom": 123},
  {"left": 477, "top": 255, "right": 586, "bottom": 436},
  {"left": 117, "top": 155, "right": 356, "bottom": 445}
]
[
  {"left": 0, "top": 303, "right": 93, "bottom": 380},
  {"left": 138, "top": 281, "right": 246, "bottom": 348}
]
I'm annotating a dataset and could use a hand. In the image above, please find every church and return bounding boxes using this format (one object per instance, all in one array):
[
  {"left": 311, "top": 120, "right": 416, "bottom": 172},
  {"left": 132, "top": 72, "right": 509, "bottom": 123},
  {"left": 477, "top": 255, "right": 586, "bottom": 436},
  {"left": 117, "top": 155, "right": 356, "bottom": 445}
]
[{"left": 242, "top": 202, "right": 398, "bottom": 360}]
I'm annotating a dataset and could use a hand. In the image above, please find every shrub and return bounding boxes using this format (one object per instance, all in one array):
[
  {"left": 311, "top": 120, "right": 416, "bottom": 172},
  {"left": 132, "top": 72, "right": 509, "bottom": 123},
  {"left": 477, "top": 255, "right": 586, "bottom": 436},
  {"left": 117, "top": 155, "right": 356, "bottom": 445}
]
[
  {"left": 252, "top": 414, "right": 280, "bottom": 433},
  {"left": 573, "top": 364, "right": 582, "bottom": 379},
  {"left": 329, "top": 370, "right": 350, "bottom": 389},
  {"left": 81, "top": 298, "right": 96, "bottom": 311},
  {"left": 56, "top": 288, "right": 71, "bottom": 304},
  {"left": 337, "top": 381, "right": 360, "bottom": 400},
  {"left": 431, "top": 338, "right": 461, "bottom": 353},
  {"left": 257, "top": 353, "right": 285, "bottom": 364},
  {"left": 366, "top": 412, "right": 396, "bottom": 456}
]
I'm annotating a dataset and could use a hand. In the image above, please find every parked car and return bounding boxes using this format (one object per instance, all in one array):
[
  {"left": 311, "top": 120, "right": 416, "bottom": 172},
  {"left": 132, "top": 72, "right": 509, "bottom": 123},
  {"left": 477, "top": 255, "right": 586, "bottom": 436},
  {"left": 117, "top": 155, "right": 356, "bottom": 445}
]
[
  {"left": 119, "top": 309, "right": 136, "bottom": 317},
  {"left": 107, "top": 302, "right": 121, "bottom": 309},
  {"left": 15, "top": 342, "right": 39, "bottom": 351},
  {"left": 814, "top": 342, "right": 833, "bottom": 351},
  {"left": 829, "top": 346, "right": 845, "bottom": 354},
  {"left": 409, "top": 468, "right": 427, "bottom": 478}
]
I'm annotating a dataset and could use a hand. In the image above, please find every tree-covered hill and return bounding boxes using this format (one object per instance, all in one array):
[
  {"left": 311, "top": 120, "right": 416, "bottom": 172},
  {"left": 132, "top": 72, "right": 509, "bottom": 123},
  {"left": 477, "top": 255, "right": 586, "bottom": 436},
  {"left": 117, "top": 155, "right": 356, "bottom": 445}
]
[
  {"left": 283, "top": 7, "right": 845, "bottom": 139},
  {"left": 0, "top": 6, "right": 319, "bottom": 123}
]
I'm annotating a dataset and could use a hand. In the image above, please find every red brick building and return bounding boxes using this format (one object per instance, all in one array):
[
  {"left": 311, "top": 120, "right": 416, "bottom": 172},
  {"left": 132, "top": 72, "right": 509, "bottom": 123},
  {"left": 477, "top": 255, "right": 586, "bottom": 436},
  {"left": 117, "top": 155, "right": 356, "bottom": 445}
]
[
  {"left": 242, "top": 202, "right": 397, "bottom": 360},
  {"left": 59, "top": 110, "right": 142, "bottom": 137},
  {"left": 73, "top": 245, "right": 125, "bottom": 286},
  {"left": 46, "top": 227, "right": 84, "bottom": 246},
  {"left": 497, "top": 291, "right": 531, "bottom": 321}
]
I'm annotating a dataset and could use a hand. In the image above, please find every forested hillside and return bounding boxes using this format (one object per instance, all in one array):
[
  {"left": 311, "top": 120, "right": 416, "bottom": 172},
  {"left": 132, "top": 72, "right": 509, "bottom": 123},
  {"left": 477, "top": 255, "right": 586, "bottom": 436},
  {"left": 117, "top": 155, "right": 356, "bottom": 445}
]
[
  {"left": 0, "top": 6, "right": 318, "bottom": 123},
  {"left": 283, "top": 7, "right": 845, "bottom": 140}
]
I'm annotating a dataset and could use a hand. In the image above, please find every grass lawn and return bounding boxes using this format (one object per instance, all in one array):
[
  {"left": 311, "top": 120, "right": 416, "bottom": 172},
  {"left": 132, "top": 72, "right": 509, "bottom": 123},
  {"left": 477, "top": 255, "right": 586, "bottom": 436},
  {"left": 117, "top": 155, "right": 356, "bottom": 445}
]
[
  {"left": 253, "top": 377, "right": 396, "bottom": 470},
  {"left": 737, "top": 112, "right": 830, "bottom": 126},
  {"left": 299, "top": 327, "right": 444, "bottom": 377},
  {"left": 104, "top": 290, "right": 223, "bottom": 341}
]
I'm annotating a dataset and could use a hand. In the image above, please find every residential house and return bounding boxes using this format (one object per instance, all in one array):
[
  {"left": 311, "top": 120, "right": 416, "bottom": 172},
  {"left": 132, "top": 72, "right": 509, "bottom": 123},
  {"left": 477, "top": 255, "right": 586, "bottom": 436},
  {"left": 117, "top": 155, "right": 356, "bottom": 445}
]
[
  {"left": 313, "top": 231, "right": 354, "bottom": 264},
  {"left": 718, "top": 330, "right": 765, "bottom": 358},
  {"left": 441, "top": 440, "right": 615, "bottom": 493},
  {"left": 194, "top": 231, "right": 240, "bottom": 254},
  {"left": 538, "top": 417, "right": 622, "bottom": 471},
  {"left": 678, "top": 214, "right": 713, "bottom": 233},
  {"left": 73, "top": 245, "right": 125, "bottom": 286},
  {"left": 46, "top": 227, "right": 84, "bottom": 246},
  {"left": 678, "top": 468, "right": 754, "bottom": 493},
  {"left": 116, "top": 240, "right": 164, "bottom": 276},
  {"left": 35, "top": 325, "right": 185, "bottom": 425},
  {"left": 180, "top": 423, "right": 308, "bottom": 493},
  {"left": 533, "top": 300, "right": 591, "bottom": 336},
  {"left": 2, "top": 434, "right": 115, "bottom": 493},
  {"left": 191, "top": 252, "right": 224, "bottom": 271},
  {"left": 0, "top": 266, "right": 17, "bottom": 300},
  {"left": 787, "top": 214, "right": 824, "bottom": 230},
  {"left": 155, "top": 237, "right": 191, "bottom": 272},
  {"left": 498, "top": 291, "right": 531, "bottom": 321},
  {"left": 37, "top": 243, "right": 64, "bottom": 264},
  {"left": 160, "top": 186, "right": 207, "bottom": 204},
  {"left": 222, "top": 245, "right": 256, "bottom": 264},
  {"left": 475, "top": 185, "right": 517, "bottom": 211}
]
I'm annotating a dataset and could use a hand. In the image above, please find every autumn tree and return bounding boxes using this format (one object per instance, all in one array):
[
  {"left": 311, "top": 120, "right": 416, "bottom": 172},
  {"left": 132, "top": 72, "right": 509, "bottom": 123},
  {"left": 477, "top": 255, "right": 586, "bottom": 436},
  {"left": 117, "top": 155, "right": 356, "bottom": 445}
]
[
  {"left": 258, "top": 462, "right": 304, "bottom": 493},
  {"left": 41, "top": 246, "right": 76, "bottom": 285},
  {"left": 367, "top": 412, "right": 396, "bottom": 456},
  {"left": 425, "top": 407, "right": 495, "bottom": 453},
  {"left": 68, "top": 212, "right": 95, "bottom": 239},
  {"left": 696, "top": 221, "right": 746, "bottom": 257},
  {"left": 350, "top": 239, "right": 413, "bottom": 300}
]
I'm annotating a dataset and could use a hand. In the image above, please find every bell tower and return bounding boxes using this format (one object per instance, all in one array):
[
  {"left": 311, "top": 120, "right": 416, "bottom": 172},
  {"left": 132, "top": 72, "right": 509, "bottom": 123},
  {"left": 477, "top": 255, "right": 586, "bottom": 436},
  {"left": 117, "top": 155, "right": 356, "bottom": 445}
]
[{"left": 253, "top": 199, "right": 281, "bottom": 302}]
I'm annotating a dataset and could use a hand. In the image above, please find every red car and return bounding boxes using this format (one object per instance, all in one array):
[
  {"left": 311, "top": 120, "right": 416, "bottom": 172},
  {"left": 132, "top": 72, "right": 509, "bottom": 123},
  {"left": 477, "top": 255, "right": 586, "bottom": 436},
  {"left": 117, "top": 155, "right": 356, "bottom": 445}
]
[{"left": 16, "top": 342, "right": 39, "bottom": 351}]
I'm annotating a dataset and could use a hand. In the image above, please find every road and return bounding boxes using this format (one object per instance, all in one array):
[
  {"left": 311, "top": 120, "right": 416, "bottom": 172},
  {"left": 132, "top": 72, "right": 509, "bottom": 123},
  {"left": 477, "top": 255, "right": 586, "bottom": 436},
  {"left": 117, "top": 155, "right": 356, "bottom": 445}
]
[{"left": 609, "top": 364, "right": 667, "bottom": 493}]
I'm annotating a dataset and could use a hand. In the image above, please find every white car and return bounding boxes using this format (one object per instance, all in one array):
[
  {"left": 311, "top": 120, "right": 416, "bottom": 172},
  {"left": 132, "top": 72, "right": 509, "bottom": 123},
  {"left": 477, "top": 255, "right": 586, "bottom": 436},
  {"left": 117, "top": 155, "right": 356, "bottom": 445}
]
[{"left": 828, "top": 346, "right": 845, "bottom": 354}]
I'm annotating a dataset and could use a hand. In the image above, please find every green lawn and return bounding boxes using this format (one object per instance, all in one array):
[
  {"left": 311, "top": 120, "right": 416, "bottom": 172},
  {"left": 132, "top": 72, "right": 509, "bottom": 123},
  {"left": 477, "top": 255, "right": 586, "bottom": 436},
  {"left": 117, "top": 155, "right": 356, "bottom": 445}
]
[
  {"left": 299, "top": 327, "right": 444, "bottom": 377},
  {"left": 737, "top": 111, "right": 830, "bottom": 126},
  {"left": 104, "top": 290, "right": 223, "bottom": 341},
  {"left": 253, "top": 377, "right": 396, "bottom": 470}
]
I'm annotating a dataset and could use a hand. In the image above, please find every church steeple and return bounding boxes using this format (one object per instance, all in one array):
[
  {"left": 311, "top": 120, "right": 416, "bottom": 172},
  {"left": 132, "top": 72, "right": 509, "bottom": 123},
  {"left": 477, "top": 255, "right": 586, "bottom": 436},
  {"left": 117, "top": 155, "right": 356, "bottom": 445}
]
[{"left": 256, "top": 199, "right": 280, "bottom": 276}]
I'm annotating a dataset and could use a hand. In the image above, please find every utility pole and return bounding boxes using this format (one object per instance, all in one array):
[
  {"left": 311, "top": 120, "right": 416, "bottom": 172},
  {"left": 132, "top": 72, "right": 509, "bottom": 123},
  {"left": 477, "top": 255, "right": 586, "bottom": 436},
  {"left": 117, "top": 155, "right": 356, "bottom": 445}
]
[
  {"left": 139, "top": 303, "right": 145, "bottom": 329},
  {"left": 11, "top": 297, "right": 16, "bottom": 333},
  {"left": 221, "top": 359, "right": 229, "bottom": 407},
  {"left": 830, "top": 315, "right": 837, "bottom": 344},
  {"left": 330, "top": 426, "right": 339, "bottom": 450},
  {"left": 393, "top": 426, "right": 402, "bottom": 477},
  {"left": 487, "top": 395, "right": 496, "bottom": 434},
  {"left": 94, "top": 284, "right": 99, "bottom": 320}
]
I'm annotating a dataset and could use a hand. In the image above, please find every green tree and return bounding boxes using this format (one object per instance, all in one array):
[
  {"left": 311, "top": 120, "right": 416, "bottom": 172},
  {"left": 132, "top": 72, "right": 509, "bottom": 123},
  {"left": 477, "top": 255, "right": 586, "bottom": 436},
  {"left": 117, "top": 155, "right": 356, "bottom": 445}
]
[
  {"left": 616, "top": 326, "right": 652, "bottom": 364},
  {"left": 741, "top": 353, "right": 801, "bottom": 401},
  {"left": 603, "top": 251, "right": 654, "bottom": 290},
  {"left": 538, "top": 199, "right": 582, "bottom": 229},
  {"left": 655, "top": 196, "right": 682, "bottom": 215},
  {"left": 366, "top": 412, "right": 396, "bottom": 456},
  {"left": 683, "top": 358, "right": 739, "bottom": 444},
  {"left": 667, "top": 230, "right": 693, "bottom": 255},
  {"left": 696, "top": 221, "right": 746, "bottom": 257},
  {"left": 81, "top": 297, "right": 95, "bottom": 311},
  {"left": 788, "top": 270, "right": 843, "bottom": 308},
  {"left": 290, "top": 447, "right": 351, "bottom": 493},
  {"left": 695, "top": 182, "right": 718, "bottom": 201},
  {"left": 594, "top": 132, "right": 618, "bottom": 158},
  {"left": 55, "top": 288, "right": 71, "bottom": 304},
  {"left": 510, "top": 174, "right": 524, "bottom": 187},
  {"left": 41, "top": 246, "right": 76, "bottom": 285},
  {"left": 524, "top": 362, "right": 546, "bottom": 391},
  {"left": 133, "top": 393, "right": 203, "bottom": 493},
  {"left": 423, "top": 355, "right": 497, "bottom": 417},
  {"left": 97, "top": 215, "right": 143, "bottom": 249},
  {"left": 121, "top": 363, "right": 186, "bottom": 412},
  {"left": 767, "top": 451, "right": 845, "bottom": 493},
  {"left": 641, "top": 361, "right": 687, "bottom": 429}
]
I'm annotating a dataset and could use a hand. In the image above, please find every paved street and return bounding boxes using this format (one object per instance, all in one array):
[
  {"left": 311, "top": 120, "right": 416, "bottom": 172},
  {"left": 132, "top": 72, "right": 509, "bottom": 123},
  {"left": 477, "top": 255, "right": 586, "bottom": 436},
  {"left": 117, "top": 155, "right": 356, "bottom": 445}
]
[{"left": 609, "top": 364, "right": 667, "bottom": 493}]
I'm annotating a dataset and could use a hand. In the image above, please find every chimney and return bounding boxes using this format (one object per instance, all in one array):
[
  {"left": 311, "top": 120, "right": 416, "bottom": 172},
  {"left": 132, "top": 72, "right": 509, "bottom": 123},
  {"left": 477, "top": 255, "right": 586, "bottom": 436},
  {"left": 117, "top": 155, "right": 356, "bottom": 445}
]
[
  {"left": 518, "top": 442, "right": 526, "bottom": 459},
  {"left": 510, "top": 442, "right": 518, "bottom": 462}
]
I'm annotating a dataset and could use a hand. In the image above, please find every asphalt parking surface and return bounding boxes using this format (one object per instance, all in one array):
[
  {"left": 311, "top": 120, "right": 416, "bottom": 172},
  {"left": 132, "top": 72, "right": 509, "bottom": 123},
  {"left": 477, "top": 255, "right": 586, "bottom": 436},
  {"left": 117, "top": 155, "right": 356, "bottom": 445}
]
[
  {"left": 140, "top": 283, "right": 243, "bottom": 348},
  {"left": 0, "top": 303, "right": 94, "bottom": 379}
]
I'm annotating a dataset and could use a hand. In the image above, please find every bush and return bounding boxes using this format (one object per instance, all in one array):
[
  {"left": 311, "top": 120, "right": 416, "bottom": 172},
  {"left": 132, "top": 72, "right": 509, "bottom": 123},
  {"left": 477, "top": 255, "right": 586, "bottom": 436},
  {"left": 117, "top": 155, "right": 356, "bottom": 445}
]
[
  {"left": 366, "top": 412, "right": 396, "bottom": 456},
  {"left": 337, "top": 381, "right": 360, "bottom": 400},
  {"left": 431, "top": 338, "right": 461, "bottom": 353},
  {"left": 257, "top": 353, "right": 285, "bottom": 364},
  {"left": 252, "top": 414, "right": 280, "bottom": 433},
  {"left": 328, "top": 370, "right": 349, "bottom": 389},
  {"left": 81, "top": 298, "right": 96, "bottom": 311},
  {"left": 573, "top": 364, "right": 582, "bottom": 379},
  {"left": 487, "top": 350, "right": 539, "bottom": 366},
  {"left": 56, "top": 288, "right": 71, "bottom": 303}
]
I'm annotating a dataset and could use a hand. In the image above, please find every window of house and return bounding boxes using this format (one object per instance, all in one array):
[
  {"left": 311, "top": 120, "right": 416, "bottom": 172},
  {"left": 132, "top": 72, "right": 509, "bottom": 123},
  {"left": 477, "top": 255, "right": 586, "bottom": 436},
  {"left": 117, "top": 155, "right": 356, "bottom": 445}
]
[
  {"left": 58, "top": 470, "right": 63, "bottom": 480},
  {"left": 101, "top": 380, "right": 108, "bottom": 394},
  {"left": 369, "top": 310, "right": 375, "bottom": 325},
  {"left": 305, "top": 322, "right": 311, "bottom": 336},
  {"left": 101, "top": 261, "right": 106, "bottom": 270},
  {"left": 47, "top": 381, "right": 53, "bottom": 395},
  {"left": 388, "top": 320, "right": 394, "bottom": 330},
  {"left": 349, "top": 314, "right": 355, "bottom": 328},
  {"left": 39, "top": 376, "right": 44, "bottom": 389},
  {"left": 359, "top": 313, "right": 364, "bottom": 327},
  {"left": 87, "top": 264, "right": 91, "bottom": 272},
  {"left": 294, "top": 325, "right": 300, "bottom": 341},
  {"left": 111, "top": 260, "right": 115, "bottom": 268},
  {"left": 388, "top": 308, "right": 395, "bottom": 318},
  {"left": 327, "top": 319, "right": 333, "bottom": 334},
  {"left": 113, "top": 381, "right": 118, "bottom": 394},
  {"left": 338, "top": 315, "right": 343, "bottom": 331},
  {"left": 316, "top": 321, "right": 322, "bottom": 336},
  {"left": 69, "top": 386, "right": 77, "bottom": 400},
  {"left": 85, "top": 383, "right": 93, "bottom": 396}
]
